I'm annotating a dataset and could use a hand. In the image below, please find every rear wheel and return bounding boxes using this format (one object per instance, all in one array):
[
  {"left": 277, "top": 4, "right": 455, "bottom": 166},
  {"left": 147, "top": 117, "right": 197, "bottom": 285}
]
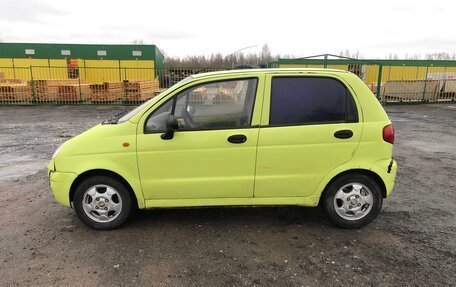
[
  {"left": 322, "top": 173, "right": 383, "bottom": 228},
  {"left": 73, "top": 176, "right": 132, "bottom": 230}
]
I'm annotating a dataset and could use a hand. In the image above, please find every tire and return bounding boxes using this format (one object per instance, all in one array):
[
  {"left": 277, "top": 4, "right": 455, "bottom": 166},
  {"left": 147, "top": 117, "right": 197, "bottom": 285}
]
[
  {"left": 322, "top": 173, "right": 383, "bottom": 228},
  {"left": 73, "top": 175, "right": 132, "bottom": 230}
]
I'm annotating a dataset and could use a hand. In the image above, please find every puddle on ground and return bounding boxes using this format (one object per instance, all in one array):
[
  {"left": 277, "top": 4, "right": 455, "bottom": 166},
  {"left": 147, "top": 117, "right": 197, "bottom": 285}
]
[
  {"left": 404, "top": 139, "right": 456, "bottom": 154},
  {"left": 0, "top": 154, "right": 47, "bottom": 181}
]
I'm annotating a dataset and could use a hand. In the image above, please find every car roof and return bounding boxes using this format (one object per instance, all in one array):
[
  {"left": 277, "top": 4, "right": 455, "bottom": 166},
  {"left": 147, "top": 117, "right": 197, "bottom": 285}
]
[{"left": 191, "top": 68, "right": 349, "bottom": 79}]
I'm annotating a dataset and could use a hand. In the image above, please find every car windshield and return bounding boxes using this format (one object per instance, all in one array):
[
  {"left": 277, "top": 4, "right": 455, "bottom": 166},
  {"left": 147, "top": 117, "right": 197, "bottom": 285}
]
[{"left": 117, "top": 76, "right": 193, "bottom": 123}]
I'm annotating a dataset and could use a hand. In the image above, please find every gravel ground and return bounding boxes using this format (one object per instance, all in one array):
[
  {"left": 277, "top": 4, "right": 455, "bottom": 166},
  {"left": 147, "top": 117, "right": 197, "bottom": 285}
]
[{"left": 0, "top": 104, "right": 455, "bottom": 286}]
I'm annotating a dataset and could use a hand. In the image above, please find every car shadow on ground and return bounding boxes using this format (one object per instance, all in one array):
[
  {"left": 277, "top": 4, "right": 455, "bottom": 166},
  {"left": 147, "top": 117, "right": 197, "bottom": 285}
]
[{"left": 124, "top": 206, "right": 331, "bottom": 230}]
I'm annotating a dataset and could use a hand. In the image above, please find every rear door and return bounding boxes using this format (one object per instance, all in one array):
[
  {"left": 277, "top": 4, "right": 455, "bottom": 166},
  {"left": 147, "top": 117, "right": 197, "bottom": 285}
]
[{"left": 254, "top": 74, "right": 362, "bottom": 198}]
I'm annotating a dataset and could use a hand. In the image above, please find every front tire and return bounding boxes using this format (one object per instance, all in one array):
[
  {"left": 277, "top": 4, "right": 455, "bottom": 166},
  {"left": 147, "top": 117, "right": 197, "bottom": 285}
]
[
  {"left": 322, "top": 173, "right": 383, "bottom": 228},
  {"left": 73, "top": 176, "right": 132, "bottom": 230}
]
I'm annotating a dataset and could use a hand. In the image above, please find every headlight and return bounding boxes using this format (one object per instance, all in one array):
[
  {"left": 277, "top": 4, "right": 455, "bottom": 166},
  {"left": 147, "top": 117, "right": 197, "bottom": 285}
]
[{"left": 52, "top": 143, "right": 65, "bottom": 159}]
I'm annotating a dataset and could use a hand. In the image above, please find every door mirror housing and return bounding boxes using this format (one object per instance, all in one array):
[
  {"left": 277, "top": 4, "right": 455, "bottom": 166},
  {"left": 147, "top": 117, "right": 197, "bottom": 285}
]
[{"left": 161, "top": 115, "right": 179, "bottom": 140}]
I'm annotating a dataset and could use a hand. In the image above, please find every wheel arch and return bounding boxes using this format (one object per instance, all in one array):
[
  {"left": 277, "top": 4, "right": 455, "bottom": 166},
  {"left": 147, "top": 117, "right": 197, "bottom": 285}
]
[
  {"left": 318, "top": 169, "right": 387, "bottom": 206},
  {"left": 69, "top": 169, "right": 141, "bottom": 209}
]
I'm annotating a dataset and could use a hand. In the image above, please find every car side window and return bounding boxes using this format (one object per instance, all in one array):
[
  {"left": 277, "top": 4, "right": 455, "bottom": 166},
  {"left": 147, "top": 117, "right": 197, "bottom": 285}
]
[
  {"left": 144, "top": 99, "right": 173, "bottom": 132},
  {"left": 270, "top": 77, "right": 358, "bottom": 126},
  {"left": 145, "top": 78, "right": 258, "bottom": 132}
]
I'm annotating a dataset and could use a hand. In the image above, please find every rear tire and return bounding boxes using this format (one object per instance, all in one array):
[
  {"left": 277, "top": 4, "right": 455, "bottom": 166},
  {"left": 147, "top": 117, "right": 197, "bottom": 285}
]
[
  {"left": 322, "top": 173, "right": 383, "bottom": 228},
  {"left": 73, "top": 175, "right": 132, "bottom": 230}
]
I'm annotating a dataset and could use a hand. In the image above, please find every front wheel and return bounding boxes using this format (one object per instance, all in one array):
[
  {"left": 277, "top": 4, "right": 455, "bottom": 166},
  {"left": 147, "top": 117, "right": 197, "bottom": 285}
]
[
  {"left": 322, "top": 174, "right": 383, "bottom": 228},
  {"left": 73, "top": 176, "right": 132, "bottom": 230}
]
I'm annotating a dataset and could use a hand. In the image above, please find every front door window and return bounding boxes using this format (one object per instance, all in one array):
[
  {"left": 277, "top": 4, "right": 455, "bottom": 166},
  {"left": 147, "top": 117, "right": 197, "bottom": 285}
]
[{"left": 145, "top": 78, "right": 258, "bottom": 133}]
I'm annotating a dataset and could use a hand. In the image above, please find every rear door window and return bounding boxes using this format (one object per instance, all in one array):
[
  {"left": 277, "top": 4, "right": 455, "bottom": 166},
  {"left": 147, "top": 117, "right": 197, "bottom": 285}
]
[{"left": 269, "top": 77, "right": 358, "bottom": 125}]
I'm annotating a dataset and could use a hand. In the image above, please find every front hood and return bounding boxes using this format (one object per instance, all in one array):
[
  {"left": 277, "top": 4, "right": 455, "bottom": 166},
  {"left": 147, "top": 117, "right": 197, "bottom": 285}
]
[{"left": 54, "top": 121, "right": 137, "bottom": 165}]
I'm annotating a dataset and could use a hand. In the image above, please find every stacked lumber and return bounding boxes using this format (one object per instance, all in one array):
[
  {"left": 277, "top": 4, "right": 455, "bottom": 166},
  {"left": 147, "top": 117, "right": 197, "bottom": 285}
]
[
  {"left": 188, "top": 93, "right": 205, "bottom": 105},
  {"left": 214, "top": 94, "right": 235, "bottom": 104},
  {"left": 90, "top": 82, "right": 124, "bottom": 102},
  {"left": 0, "top": 77, "right": 162, "bottom": 103},
  {"left": 33, "top": 79, "right": 67, "bottom": 101},
  {"left": 32, "top": 79, "right": 90, "bottom": 102},
  {"left": 57, "top": 83, "right": 91, "bottom": 102},
  {"left": 188, "top": 86, "right": 206, "bottom": 104},
  {"left": 124, "top": 80, "right": 160, "bottom": 101},
  {"left": 440, "top": 79, "right": 456, "bottom": 101},
  {"left": 0, "top": 79, "right": 31, "bottom": 102},
  {"left": 381, "top": 80, "right": 439, "bottom": 102},
  {"left": 0, "top": 78, "right": 23, "bottom": 84}
]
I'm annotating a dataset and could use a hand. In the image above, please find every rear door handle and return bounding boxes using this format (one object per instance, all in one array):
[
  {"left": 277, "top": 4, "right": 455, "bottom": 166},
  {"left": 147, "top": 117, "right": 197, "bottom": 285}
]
[
  {"left": 227, "top": 134, "right": 247, "bottom": 144},
  {"left": 334, "top": 129, "right": 353, "bottom": 139}
]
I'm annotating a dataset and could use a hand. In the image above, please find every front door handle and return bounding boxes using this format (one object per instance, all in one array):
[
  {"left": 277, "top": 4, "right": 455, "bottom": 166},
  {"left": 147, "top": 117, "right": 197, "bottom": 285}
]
[
  {"left": 227, "top": 134, "right": 247, "bottom": 144},
  {"left": 334, "top": 129, "right": 353, "bottom": 139}
]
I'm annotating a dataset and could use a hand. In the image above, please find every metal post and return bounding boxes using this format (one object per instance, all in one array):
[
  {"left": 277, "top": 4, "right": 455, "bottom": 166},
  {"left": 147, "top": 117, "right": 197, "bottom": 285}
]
[
  {"left": 443, "top": 66, "right": 448, "bottom": 102},
  {"left": 30, "top": 66, "right": 36, "bottom": 104},
  {"left": 376, "top": 64, "right": 383, "bottom": 102},
  {"left": 422, "top": 65, "right": 429, "bottom": 102},
  {"left": 118, "top": 60, "right": 122, "bottom": 82},
  {"left": 323, "top": 54, "right": 328, "bottom": 68},
  {"left": 124, "top": 67, "right": 128, "bottom": 103},
  {"left": 78, "top": 67, "right": 83, "bottom": 104},
  {"left": 12, "top": 58, "right": 16, "bottom": 78},
  {"left": 84, "top": 60, "right": 87, "bottom": 80}
]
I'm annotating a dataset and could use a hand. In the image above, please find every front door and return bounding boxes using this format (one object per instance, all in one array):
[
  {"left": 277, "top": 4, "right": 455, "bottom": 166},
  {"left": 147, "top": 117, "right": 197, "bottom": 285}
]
[
  {"left": 254, "top": 74, "right": 362, "bottom": 198},
  {"left": 137, "top": 77, "right": 263, "bottom": 199}
]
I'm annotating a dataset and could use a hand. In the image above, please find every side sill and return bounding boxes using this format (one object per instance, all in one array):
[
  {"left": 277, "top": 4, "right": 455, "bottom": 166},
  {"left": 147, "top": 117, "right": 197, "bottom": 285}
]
[{"left": 144, "top": 196, "right": 320, "bottom": 209}]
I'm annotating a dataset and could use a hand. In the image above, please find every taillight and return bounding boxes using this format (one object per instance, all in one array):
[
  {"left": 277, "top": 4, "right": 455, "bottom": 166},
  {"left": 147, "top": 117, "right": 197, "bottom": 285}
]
[{"left": 383, "top": 124, "right": 395, "bottom": 144}]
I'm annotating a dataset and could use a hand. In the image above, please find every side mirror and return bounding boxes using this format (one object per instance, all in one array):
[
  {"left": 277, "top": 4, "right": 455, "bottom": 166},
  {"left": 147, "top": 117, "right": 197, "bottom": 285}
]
[{"left": 161, "top": 115, "right": 179, "bottom": 140}]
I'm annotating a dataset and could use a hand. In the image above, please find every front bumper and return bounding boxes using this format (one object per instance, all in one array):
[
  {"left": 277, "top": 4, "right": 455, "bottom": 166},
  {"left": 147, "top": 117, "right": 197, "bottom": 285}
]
[{"left": 49, "top": 170, "right": 78, "bottom": 207}]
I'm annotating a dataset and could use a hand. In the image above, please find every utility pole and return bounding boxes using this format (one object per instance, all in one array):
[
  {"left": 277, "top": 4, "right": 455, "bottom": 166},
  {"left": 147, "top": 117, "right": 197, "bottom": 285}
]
[{"left": 225, "top": 45, "right": 257, "bottom": 69}]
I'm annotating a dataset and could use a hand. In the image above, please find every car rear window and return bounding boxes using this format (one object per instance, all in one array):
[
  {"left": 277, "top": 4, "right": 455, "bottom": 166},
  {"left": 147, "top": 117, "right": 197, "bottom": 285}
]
[{"left": 270, "top": 77, "right": 358, "bottom": 125}]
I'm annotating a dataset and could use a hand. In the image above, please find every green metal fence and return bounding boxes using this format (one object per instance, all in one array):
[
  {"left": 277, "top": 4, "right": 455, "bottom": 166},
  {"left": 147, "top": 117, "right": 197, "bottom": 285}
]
[
  {"left": 2, "top": 57, "right": 456, "bottom": 105},
  {"left": 269, "top": 54, "right": 456, "bottom": 104}
]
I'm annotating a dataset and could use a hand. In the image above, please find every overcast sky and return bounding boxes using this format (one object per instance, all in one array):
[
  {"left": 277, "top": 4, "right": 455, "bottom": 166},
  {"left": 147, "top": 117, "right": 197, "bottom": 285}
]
[{"left": 0, "top": 0, "right": 453, "bottom": 58}]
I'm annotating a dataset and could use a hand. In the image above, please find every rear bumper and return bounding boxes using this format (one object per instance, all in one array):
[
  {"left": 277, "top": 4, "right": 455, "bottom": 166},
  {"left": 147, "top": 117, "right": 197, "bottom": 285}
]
[
  {"left": 371, "top": 158, "right": 397, "bottom": 197},
  {"left": 49, "top": 170, "right": 78, "bottom": 207},
  {"left": 388, "top": 159, "right": 398, "bottom": 196}
]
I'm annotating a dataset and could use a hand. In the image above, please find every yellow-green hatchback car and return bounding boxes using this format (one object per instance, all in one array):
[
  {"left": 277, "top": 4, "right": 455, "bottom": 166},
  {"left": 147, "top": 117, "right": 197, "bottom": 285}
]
[{"left": 48, "top": 69, "right": 397, "bottom": 230}]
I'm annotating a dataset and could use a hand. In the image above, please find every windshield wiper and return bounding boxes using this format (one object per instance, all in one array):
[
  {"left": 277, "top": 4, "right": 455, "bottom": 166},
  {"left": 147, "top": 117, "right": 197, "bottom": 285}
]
[{"left": 102, "top": 110, "right": 128, "bottom": 125}]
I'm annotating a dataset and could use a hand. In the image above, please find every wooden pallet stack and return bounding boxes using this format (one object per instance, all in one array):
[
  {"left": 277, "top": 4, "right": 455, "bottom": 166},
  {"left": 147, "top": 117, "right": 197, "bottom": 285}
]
[
  {"left": 90, "top": 82, "right": 125, "bottom": 102},
  {"left": 33, "top": 79, "right": 69, "bottom": 101},
  {"left": 0, "top": 76, "right": 162, "bottom": 103},
  {"left": 381, "top": 80, "right": 440, "bottom": 102},
  {"left": 188, "top": 86, "right": 206, "bottom": 104},
  {"left": 0, "top": 78, "right": 31, "bottom": 102},
  {"left": 214, "top": 94, "right": 235, "bottom": 104},
  {"left": 440, "top": 79, "right": 456, "bottom": 101},
  {"left": 57, "top": 82, "right": 91, "bottom": 102},
  {"left": 31, "top": 79, "right": 90, "bottom": 102},
  {"left": 124, "top": 80, "right": 160, "bottom": 101}
]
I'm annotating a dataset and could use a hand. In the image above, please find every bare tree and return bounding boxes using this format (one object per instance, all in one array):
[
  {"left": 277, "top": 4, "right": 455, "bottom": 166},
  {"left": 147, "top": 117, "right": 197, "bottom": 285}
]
[
  {"left": 425, "top": 52, "right": 453, "bottom": 60},
  {"left": 164, "top": 46, "right": 278, "bottom": 68},
  {"left": 260, "top": 43, "right": 272, "bottom": 64},
  {"left": 131, "top": 39, "right": 145, "bottom": 45},
  {"left": 163, "top": 48, "right": 456, "bottom": 69}
]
